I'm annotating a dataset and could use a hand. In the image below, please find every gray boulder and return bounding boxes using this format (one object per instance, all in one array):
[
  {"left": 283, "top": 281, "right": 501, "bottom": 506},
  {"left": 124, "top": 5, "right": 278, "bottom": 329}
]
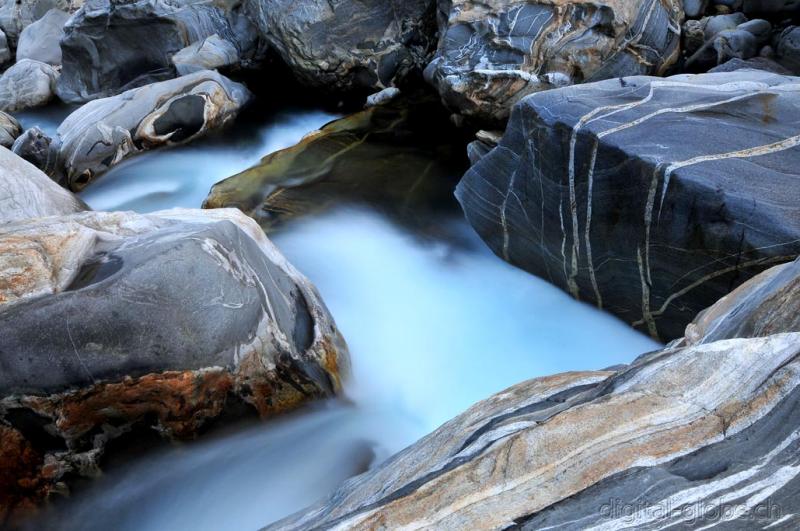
[
  {"left": 0, "top": 28, "right": 9, "bottom": 66},
  {"left": 0, "top": 0, "right": 82, "bottom": 46},
  {"left": 0, "top": 110, "right": 20, "bottom": 147},
  {"left": 777, "top": 26, "right": 800, "bottom": 74},
  {"left": 0, "top": 146, "right": 85, "bottom": 224},
  {"left": 710, "top": 55, "right": 792, "bottom": 73},
  {"left": 171, "top": 33, "right": 239, "bottom": 75},
  {"left": 268, "top": 261, "right": 800, "bottom": 530},
  {"left": 684, "top": 0, "right": 709, "bottom": 16},
  {"left": 246, "top": 0, "right": 436, "bottom": 94},
  {"left": 0, "top": 59, "right": 58, "bottom": 112},
  {"left": 56, "top": 69, "right": 251, "bottom": 190},
  {"left": 427, "top": 0, "right": 683, "bottom": 124},
  {"left": 11, "top": 126, "right": 59, "bottom": 176},
  {"left": 456, "top": 70, "right": 800, "bottom": 341},
  {"left": 57, "top": 0, "right": 255, "bottom": 103},
  {"left": 15, "top": 8, "right": 70, "bottom": 65},
  {"left": 0, "top": 208, "right": 349, "bottom": 512}
]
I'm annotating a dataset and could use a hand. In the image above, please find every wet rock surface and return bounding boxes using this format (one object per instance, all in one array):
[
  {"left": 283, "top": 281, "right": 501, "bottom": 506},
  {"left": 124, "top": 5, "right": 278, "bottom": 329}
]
[
  {"left": 203, "top": 95, "right": 467, "bottom": 230},
  {"left": 456, "top": 70, "right": 800, "bottom": 341},
  {"left": 56, "top": 69, "right": 251, "bottom": 190},
  {"left": 269, "top": 260, "right": 800, "bottom": 531},
  {"left": 246, "top": 0, "right": 436, "bottom": 94},
  {"left": 0, "top": 208, "right": 349, "bottom": 516},
  {"left": 0, "top": 146, "right": 86, "bottom": 224},
  {"left": 427, "top": 0, "right": 683, "bottom": 124}
]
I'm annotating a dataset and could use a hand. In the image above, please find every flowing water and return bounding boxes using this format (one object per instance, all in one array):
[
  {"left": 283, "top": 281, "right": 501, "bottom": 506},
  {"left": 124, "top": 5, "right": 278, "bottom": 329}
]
[{"left": 22, "top": 107, "right": 660, "bottom": 530}]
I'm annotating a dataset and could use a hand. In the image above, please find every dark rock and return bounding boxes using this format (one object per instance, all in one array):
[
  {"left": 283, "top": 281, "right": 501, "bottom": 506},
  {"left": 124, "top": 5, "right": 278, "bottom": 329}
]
[
  {"left": 456, "top": 70, "right": 800, "bottom": 340},
  {"left": 684, "top": 0, "right": 709, "bottom": 17},
  {"left": 56, "top": 70, "right": 251, "bottom": 190},
  {"left": 0, "top": 208, "right": 349, "bottom": 514},
  {"left": 11, "top": 127, "right": 59, "bottom": 177},
  {"left": 687, "top": 28, "right": 760, "bottom": 70},
  {"left": 426, "top": 0, "right": 683, "bottom": 124},
  {"left": 203, "top": 95, "right": 467, "bottom": 230},
  {"left": 57, "top": 0, "right": 256, "bottom": 103},
  {"left": 246, "top": 0, "right": 436, "bottom": 94},
  {"left": 710, "top": 55, "right": 792, "bottom": 73},
  {"left": 743, "top": 0, "right": 800, "bottom": 15},
  {"left": 777, "top": 26, "right": 800, "bottom": 74},
  {"left": 0, "top": 28, "right": 9, "bottom": 66}
]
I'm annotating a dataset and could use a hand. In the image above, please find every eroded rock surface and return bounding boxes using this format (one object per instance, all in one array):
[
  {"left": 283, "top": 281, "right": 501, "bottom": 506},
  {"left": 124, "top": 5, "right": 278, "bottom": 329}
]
[
  {"left": 247, "top": 0, "right": 436, "bottom": 94},
  {"left": 0, "top": 146, "right": 85, "bottom": 223},
  {"left": 457, "top": 70, "right": 800, "bottom": 340},
  {"left": 0, "top": 208, "right": 348, "bottom": 515},
  {"left": 269, "top": 260, "right": 800, "bottom": 530},
  {"left": 0, "top": 59, "right": 58, "bottom": 113},
  {"left": 0, "top": 111, "right": 20, "bottom": 147},
  {"left": 427, "top": 0, "right": 683, "bottom": 124},
  {"left": 57, "top": 0, "right": 256, "bottom": 102},
  {"left": 204, "top": 95, "right": 466, "bottom": 230},
  {"left": 57, "top": 69, "right": 250, "bottom": 190}
]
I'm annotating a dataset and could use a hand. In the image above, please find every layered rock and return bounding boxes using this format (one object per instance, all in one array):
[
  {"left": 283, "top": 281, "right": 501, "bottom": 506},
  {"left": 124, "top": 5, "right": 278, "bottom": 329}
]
[
  {"left": 456, "top": 70, "right": 800, "bottom": 340},
  {"left": 426, "top": 0, "right": 683, "bottom": 124},
  {"left": 0, "top": 208, "right": 349, "bottom": 515},
  {"left": 0, "top": 111, "right": 20, "bottom": 147},
  {"left": 57, "top": 69, "right": 250, "bottom": 190},
  {"left": 57, "top": 0, "right": 257, "bottom": 102},
  {"left": 15, "top": 8, "right": 70, "bottom": 65},
  {"left": 203, "top": 96, "right": 466, "bottom": 230},
  {"left": 269, "top": 259, "right": 800, "bottom": 530},
  {"left": 0, "top": 146, "right": 85, "bottom": 223},
  {"left": 0, "top": 59, "right": 58, "bottom": 112},
  {"left": 246, "top": 0, "right": 436, "bottom": 94}
]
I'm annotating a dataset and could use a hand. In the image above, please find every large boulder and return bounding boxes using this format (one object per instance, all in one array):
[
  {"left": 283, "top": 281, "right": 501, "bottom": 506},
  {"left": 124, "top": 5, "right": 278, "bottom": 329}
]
[
  {"left": 0, "top": 146, "right": 85, "bottom": 223},
  {"left": 0, "top": 59, "right": 58, "bottom": 112},
  {"left": 171, "top": 33, "right": 239, "bottom": 75},
  {"left": 57, "top": 0, "right": 257, "bottom": 103},
  {"left": 456, "top": 70, "right": 800, "bottom": 341},
  {"left": 269, "top": 260, "right": 800, "bottom": 530},
  {"left": 0, "top": 111, "right": 20, "bottom": 147},
  {"left": 0, "top": 0, "right": 82, "bottom": 46},
  {"left": 246, "top": 0, "right": 436, "bottom": 94},
  {"left": 15, "top": 8, "right": 70, "bottom": 65},
  {"left": 56, "top": 69, "right": 251, "bottom": 190},
  {"left": 0, "top": 208, "right": 349, "bottom": 515},
  {"left": 203, "top": 95, "right": 466, "bottom": 230},
  {"left": 426, "top": 0, "right": 684, "bottom": 124}
]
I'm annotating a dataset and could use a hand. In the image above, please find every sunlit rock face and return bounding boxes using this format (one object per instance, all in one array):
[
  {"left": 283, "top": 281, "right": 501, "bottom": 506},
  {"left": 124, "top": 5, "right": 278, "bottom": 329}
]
[
  {"left": 0, "top": 146, "right": 86, "bottom": 224},
  {"left": 203, "top": 96, "right": 467, "bottom": 230},
  {"left": 427, "top": 0, "right": 683, "bottom": 124},
  {"left": 56, "top": 0, "right": 258, "bottom": 103},
  {"left": 269, "top": 259, "right": 800, "bottom": 531},
  {"left": 57, "top": 70, "right": 251, "bottom": 190},
  {"left": 246, "top": 0, "right": 437, "bottom": 94},
  {"left": 0, "top": 208, "right": 349, "bottom": 516},
  {"left": 457, "top": 70, "right": 800, "bottom": 341}
]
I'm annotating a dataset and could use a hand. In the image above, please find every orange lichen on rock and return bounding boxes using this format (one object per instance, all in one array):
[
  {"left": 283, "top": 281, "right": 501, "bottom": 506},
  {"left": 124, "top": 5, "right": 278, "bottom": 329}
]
[{"left": 0, "top": 426, "right": 47, "bottom": 526}]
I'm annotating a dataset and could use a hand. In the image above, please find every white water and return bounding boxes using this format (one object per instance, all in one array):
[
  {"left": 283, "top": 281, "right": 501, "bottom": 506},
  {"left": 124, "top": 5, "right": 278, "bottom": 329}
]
[{"left": 24, "top": 108, "right": 660, "bottom": 530}]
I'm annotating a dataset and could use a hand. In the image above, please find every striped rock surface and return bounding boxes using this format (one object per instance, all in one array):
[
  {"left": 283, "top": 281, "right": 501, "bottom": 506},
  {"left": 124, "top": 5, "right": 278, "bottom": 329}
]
[
  {"left": 268, "top": 259, "right": 800, "bottom": 530},
  {"left": 0, "top": 208, "right": 349, "bottom": 517},
  {"left": 456, "top": 70, "right": 800, "bottom": 341},
  {"left": 56, "top": 70, "right": 250, "bottom": 190},
  {"left": 427, "top": 0, "right": 683, "bottom": 124}
]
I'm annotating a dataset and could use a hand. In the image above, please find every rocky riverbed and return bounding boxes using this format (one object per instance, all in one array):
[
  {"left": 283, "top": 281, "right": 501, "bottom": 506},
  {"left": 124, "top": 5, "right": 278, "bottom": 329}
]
[{"left": 0, "top": 0, "right": 799, "bottom": 529}]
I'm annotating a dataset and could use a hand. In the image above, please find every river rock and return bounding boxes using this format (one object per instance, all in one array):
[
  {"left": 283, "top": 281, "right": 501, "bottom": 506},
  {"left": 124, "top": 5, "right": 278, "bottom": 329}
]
[
  {"left": 0, "top": 59, "right": 58, "bottom": 112},
  {"left": 246, "top": 0, "right": 436, "bottom": 94},
  {"left": 0, "top": 146, "right": 85, "bottom": 224},
  {"left": 0, "top": 207, "right": 349, "bottom": 514},
  {"left": 710, "top": 55, "right": 792, "bottom": 73},
  {"left": 0, "top": 0, "right": 82, "bottom": 46},
  {"left": 0, "top": 111, "right": 20, "bottom": 147},
  {"left": 269, "top": 260, "right": 800, "bottom": 530},
  {"left": 11, "top": 127, "right": 59, "bottom": 177},
  {"left": 57, "top": 0, "right": 255, "bottom": 103},
  {"left": 426, "top": 0, "right": 684, "bottom": 124},
  {"left": 776, "top": 26, "right": 800, "bottom": 74},
  {"left": 15, "top": 8, "right": 69, "bottom": 65},
  {"left": 56, "top": 69, "right": 250, "bottom": 190},
  {"left": 0, "top": 28, "right": 9, "bottom": 66},
  {"left": 203, "top": 95, "right": 466, "bottom": 230},
  {"left": 171, "top": 33, "right": 239, "bottom": 76},
  {"left": 456, "top": 70, "right": 800, "bottom": 341}
]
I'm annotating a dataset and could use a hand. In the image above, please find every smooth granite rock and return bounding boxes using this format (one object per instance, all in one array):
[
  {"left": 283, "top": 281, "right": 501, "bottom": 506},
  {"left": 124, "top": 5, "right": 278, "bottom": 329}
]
[
  {"left": 268, "top": 260, "right": 800, "bottom": 530},
  {"left": 56, "top": 70, "right": 250, "bottom": 190},
  {"left": 171, "top": 33, "right": 239, "bottom": 75},
  {"left": 0, "top": 111, "right": 20, "bottom": 147},
  {"left": 204, "top": 96, "right": 466, "bottom": 230},
  {"left": 0, "top": 146, "right": 85, "bottom": 223},
  {"left": 426, "top": 0, "right": 684, "bottom": 124},
  {"left": 456, "top": 70, "right": 800, "bottom": 341},
  {"left": 246, "top": 0, "right": 436, "bottom": 94},
  {"left": 15, "top": 8, "right": 69, "bottom": 65},
  {"left": 0, "top": 0, "right": 82, "bottom": 46},
  {"left": 0, "top": 59, "right": 58, "bottom": 112},
  {"left": 0, "top": 208, "right": 349, "bottom": 514},
  {"left": 57, "top": 0, "right": 255, "bottom": 102}
]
